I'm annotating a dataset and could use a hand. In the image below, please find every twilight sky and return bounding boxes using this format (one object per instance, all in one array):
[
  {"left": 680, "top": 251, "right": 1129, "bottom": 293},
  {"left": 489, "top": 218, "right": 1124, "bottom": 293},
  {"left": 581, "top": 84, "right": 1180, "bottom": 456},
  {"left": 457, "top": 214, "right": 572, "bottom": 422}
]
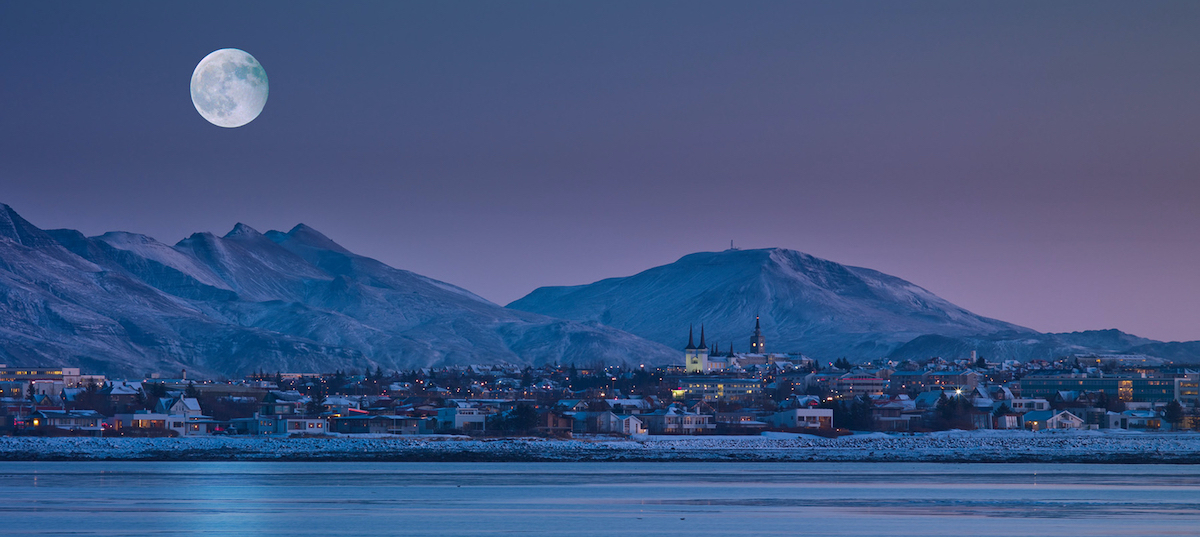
[{"left": 2, "top": 2, "right": 1199, "bottom": 342}]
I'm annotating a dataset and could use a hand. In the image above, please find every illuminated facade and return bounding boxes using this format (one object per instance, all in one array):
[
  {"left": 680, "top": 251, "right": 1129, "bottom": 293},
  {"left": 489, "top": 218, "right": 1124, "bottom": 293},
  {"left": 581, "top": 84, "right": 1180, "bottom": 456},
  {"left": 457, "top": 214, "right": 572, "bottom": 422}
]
[
  {"left": 1020, "top": 375, "right": 1177, "bottom": 402},
  {"left": 1176, "top": 377, "right": 1200, "bottom": 406},
  {"left": 672, "top": 376, "right": 762, "bottom": 403},
  {"left": 0, "top": 367, "right": 83, "bottom": 386},
  {"left": 684, "top": 325, "right": 711, "bottom": 373}
]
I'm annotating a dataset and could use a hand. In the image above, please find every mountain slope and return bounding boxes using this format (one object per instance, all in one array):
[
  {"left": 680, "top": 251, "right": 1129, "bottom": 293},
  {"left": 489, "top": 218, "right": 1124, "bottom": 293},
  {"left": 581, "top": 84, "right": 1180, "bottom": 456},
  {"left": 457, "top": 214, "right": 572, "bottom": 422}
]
[
  {"left": 0, "top": 203, "right": 678, "bottom": 376},
  {"left": 509, "top": 249, "right": 1200, "bottom": 363},
  {"left": 509, "top": 248, "right": 1037, "bottom": 361}
]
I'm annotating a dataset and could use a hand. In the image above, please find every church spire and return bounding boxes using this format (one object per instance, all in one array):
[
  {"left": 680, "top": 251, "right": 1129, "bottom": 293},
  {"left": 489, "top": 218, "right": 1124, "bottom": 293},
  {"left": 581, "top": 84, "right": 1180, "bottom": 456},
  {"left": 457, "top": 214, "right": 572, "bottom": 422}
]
[
  {"left": 686, "top": 325, "right": 696, "bottom": 350},
  {"left": 699, "top": 325, "right": 706, "bottom": 349},
  {"left": 750, "top": 316, "right": 765, "bottom": 354}
]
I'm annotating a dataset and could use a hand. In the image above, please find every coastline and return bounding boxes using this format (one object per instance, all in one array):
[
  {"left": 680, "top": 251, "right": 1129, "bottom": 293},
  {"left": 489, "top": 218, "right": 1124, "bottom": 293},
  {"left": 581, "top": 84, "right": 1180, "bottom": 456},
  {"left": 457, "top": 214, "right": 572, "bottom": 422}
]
[{"left": 2, "top": 430, "right": 1198, "bottom": 463}]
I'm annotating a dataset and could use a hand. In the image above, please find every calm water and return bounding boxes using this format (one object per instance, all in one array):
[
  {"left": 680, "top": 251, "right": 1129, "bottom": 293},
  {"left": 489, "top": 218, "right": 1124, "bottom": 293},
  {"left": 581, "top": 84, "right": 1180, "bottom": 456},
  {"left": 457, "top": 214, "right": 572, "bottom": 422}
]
[{"left": 0, "top": 462, "right": 1198, "bottom": 536}]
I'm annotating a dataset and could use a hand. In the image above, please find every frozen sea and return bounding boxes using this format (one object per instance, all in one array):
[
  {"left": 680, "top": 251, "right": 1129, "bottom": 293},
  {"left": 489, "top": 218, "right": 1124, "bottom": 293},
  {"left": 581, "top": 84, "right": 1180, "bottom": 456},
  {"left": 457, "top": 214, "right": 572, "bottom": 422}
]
[{"left": 0, "top": 462, "right": 1197, "bottom": 536}]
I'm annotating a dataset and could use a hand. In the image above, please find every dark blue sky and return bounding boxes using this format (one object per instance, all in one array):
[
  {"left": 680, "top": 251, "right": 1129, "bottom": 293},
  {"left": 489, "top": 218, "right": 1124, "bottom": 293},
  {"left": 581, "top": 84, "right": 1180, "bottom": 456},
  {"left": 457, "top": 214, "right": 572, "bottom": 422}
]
[{"left": 3, "top": 2, "right": 1199, "bottom": 341}]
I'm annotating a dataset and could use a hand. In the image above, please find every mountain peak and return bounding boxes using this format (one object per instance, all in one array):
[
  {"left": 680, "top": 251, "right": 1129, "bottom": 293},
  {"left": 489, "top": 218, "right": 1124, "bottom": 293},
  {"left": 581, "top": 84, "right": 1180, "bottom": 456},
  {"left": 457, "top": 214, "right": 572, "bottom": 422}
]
[
  {"left": 224, "top": 223, "right": 263, "bottom": 239},
  {"left": 676, "top": 247, "right": 807, "bottom": 265},
  {"left": 0, "top": 203, "right": 58, "bottom": 248},
  {"left": 266, "top": 223, "right": 350, "bottom": 253},
  {"left": 176, "top": 231, "right": 217, "bottom": 246}
]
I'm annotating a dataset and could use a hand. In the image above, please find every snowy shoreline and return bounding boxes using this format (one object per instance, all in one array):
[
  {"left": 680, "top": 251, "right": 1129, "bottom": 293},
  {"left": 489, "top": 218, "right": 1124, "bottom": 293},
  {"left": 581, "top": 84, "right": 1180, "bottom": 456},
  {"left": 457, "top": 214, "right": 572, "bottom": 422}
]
[{"left": 2, "top": 430, "right": 1199, "bottom": 463}]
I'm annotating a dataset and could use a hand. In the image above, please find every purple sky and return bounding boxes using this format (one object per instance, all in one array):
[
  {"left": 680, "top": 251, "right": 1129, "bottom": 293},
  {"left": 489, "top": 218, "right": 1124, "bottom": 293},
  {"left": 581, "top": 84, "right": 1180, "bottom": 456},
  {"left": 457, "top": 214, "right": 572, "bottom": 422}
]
[{"left": 3, "top": 2, "right": 1199, "bottom": 341}]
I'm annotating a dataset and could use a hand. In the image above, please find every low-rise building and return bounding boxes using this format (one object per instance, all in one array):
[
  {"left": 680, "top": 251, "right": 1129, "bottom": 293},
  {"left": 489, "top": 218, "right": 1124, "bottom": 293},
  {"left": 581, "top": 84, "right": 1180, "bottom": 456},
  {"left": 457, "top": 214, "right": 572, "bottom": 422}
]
[
  {"left": 260, "top": 391, "right": 306, "bottom": 415},
  {"left": 640, "top": 406, "right": 715, "bottom": 435},
  {"left": 766, "top": 408, "right": 833, "bottom": 429},
  {"left": 536, "top": 411, "right": 573, "bottom": 436},
  {"left": 436, "top": 403, "right": 489, "bottom": 431},
  {"left": 619, "top": 415, "right": 646, "bottom": 436},
  {"left": 927, "top": 370, "right": 980, "bottom": 389},
  {"left": 835, "top": 375, "right": 886, "bottom": 397},
  {"left": 1008, "top": 398, "right": 1050, "bottom": 413},
  {"left": 671, "top": 377, "right": 762, "bottom": 403},
  {"left": 1108, "top": 410, "right": 1162, "bottom": 430},
  {"left": 330, "top": 415, "right": 429, "bottom": 435},
  {"left": 713, "top": 410, "right": 768, "bottom": 434},
  {"left": 1175, "top": 377, "right": 1200, "bottom": 407},
  {"left": 26, "top": 409, "right": 104, "bottom": 434},
  {"left": 1021, "top": 374, "right": 1177, "bottom": 403},
  {"left": 0, "top": 367, "right": 87, "bottom": 387},
  {"left": 1023, "top": 410, "right": 1084, "bottom": 431}
]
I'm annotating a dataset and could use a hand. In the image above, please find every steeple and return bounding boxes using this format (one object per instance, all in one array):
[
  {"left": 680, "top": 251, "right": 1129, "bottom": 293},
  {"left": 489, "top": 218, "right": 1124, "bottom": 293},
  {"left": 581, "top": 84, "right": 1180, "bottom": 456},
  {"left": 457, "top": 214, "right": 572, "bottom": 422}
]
[
  {"left": 684, "top": 324, "right": 709, "bottom": 373},
  {"left": 750, "top": 316, "right": 765, "bottom": 354},
  {"left": 728, "top": 343, "right": 735, "bottom": 358}
]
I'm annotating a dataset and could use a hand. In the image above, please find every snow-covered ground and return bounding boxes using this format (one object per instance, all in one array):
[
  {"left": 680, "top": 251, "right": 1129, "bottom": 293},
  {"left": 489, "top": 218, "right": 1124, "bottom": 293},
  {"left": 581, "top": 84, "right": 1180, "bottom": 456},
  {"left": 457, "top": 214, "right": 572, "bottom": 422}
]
[{"left": 2, "top": 430, "right": 1199, "bottom": 462}]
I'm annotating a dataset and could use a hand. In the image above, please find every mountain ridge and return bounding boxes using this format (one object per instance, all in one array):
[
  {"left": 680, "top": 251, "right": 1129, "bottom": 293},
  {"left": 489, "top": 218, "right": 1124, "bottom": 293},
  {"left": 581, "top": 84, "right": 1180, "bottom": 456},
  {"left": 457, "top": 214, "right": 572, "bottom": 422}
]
[{"left": 0, "top": 203, "right": 679, "bottom": 377}]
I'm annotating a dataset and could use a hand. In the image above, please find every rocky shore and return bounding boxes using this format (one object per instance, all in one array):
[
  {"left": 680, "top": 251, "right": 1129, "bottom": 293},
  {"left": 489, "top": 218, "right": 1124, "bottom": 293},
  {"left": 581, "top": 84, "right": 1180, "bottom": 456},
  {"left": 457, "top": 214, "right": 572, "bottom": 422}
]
[{"left": 2, "top": 430, "right": 1199, "bottom": 463}]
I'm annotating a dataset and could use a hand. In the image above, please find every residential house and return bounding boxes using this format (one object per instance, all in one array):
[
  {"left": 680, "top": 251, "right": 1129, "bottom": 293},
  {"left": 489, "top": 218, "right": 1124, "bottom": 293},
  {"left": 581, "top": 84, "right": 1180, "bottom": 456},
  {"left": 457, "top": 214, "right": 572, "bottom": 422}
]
[
  {"left": 640, "top": 406, "right": 715, "bottom": 435},
  {"left": 993, "top": 411, "right": 1022, "bottom": 430},
  {"left": 605, "top": 398, "right": 655, "bottom": 414},
  {"left": 1008, "top": 398, "right": 1050, "bottom": 413},
  {"left": 714, "top": 410, "right": 768, "bottom": 434},
  {"left": 871, "top": 396, "right": 921, "bottom": 432},
  {"left": 1108, "top": 410, "right": 1161, "bottom": 430},
  {"left": 767, "top": 407, "right": 833, "bottom": 430},
  {"left": 536, "top": 411, "right": 573, "bottom": 436},
  {"left": 436, "top": 403, "right": 489, "bottom": 432},
  {"left": 260, "top": 391, "right": 306, "bottom": 415},
  {"left": 330, "top": 415, "right": 430, "bottom": 435},
  {"left": 1023, "top": 410, "right": 1084, "bottom": 431},
  {"left": 26, "top": 410, "right": 104, "bottom": 434},
  {"left": 619, "top": 415, "right": 646, "bottom": 436}
]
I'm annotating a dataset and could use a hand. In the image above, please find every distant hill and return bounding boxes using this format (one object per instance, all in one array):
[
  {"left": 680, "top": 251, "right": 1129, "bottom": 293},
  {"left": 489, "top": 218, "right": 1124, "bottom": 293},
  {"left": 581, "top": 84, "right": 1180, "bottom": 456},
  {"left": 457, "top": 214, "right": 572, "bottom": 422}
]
[
  {"left": 509, "top": 248, "right": 1200, "bottom": 363},
  {"left": 884, "top": 329, "right": 1165, "bottom": 363},
  {"left": 0, "top": 203, "right": 678, "bottom": 377}
]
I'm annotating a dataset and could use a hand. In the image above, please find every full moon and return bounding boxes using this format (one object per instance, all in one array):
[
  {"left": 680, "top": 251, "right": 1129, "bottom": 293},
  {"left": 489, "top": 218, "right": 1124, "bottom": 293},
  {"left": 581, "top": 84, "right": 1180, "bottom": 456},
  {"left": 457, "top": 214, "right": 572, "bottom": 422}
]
[{"left": 190, "top": 48, "right": 268, "bottom": 128}]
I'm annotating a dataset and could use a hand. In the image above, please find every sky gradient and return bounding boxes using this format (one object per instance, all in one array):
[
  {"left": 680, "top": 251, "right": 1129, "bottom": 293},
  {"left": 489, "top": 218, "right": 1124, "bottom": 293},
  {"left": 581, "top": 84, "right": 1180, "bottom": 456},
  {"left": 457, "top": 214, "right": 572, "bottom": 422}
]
[{"left": 2, "top": 1, "right": 1199, "bottom": 341}]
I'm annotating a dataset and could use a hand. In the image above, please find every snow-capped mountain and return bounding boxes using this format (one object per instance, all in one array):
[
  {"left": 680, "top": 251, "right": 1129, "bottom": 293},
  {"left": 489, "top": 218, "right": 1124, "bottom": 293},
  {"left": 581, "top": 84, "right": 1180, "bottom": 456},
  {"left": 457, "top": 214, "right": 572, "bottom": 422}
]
[
  {"left": 0, "top": 203, "right": 678, "bottom": 377},
  {"left": 508, "top": 248, "right": 1198, "bottom": 363}
]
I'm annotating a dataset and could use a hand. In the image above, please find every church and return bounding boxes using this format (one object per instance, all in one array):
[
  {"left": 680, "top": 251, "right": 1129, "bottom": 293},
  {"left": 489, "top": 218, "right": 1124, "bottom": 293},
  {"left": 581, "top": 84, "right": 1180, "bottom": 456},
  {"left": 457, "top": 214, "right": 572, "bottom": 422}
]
[{"left": 684, "top": 317, "right": 795, "bottom": 373}]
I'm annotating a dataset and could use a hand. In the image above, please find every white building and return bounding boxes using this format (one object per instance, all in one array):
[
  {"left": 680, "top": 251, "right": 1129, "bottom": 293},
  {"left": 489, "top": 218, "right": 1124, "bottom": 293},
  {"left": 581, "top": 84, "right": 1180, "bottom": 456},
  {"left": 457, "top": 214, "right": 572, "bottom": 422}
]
[
  {"left": 437, "top": 403, "right": 488, "bottom": 431},
  {"left": 640, "top": 406, "right": 715, "bottom": 435},
  {"left": 1008, "top": 398, "right": 1051, "bottom": 413},
  {"left": 1024, "top": 410, "right": 1084, "bottom": 431}
]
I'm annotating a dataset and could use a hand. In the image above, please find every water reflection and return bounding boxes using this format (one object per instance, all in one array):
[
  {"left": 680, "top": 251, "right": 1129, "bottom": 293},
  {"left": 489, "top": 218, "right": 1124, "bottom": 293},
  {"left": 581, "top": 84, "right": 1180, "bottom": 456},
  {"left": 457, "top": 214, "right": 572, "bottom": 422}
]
[{"left": 0, "top": 462, "right": 1196, "bottom": 536}]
